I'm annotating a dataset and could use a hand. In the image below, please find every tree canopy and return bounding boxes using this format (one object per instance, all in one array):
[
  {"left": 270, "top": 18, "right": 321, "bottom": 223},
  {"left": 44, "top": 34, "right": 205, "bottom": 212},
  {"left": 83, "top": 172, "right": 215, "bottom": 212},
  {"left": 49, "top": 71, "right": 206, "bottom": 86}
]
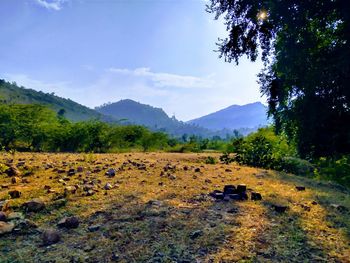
[{"left": 207, "top": 0, "right": 350, "bottom": 158}]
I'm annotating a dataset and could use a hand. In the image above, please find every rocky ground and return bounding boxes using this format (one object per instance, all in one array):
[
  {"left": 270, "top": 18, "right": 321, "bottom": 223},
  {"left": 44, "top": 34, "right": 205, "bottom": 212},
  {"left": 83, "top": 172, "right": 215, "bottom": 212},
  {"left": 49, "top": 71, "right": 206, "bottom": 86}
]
[{"left": 0, "top": 152, "right": 349, "bottom": 263}]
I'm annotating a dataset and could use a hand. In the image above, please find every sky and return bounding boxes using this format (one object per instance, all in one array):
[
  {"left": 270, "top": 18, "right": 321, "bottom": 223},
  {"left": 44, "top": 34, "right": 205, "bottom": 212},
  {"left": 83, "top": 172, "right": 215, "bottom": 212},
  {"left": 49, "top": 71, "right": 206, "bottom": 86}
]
[{"left": 0, "top": 0, "right": 265, "bottom": 121}]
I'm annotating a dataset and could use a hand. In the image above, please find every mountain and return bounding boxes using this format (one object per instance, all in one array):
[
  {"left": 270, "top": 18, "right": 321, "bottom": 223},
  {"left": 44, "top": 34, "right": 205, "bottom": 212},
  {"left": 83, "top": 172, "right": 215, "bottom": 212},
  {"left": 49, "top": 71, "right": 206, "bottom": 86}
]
[
  {"left": 95, "top": 100, "right": 213, "bottom": 137},
  {"left": 0, "top": 79, "right": 106, "bottom": 122},
  {"left": 187, "top": 102, "right": 269, "bottom": 131}
]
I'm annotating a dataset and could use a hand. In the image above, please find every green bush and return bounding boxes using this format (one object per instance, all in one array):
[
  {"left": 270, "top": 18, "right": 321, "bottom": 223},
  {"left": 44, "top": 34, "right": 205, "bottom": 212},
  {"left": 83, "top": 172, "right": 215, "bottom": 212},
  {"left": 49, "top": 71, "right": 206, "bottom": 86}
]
[
  {"left": 204, "top": 156, "right": 217, "bottom": 164},
  {"left": 280, "top": 157, "right": 314, "bottom": 176},
  {"left": 314, "top": 156, "right": 350, "bottom": 187}
]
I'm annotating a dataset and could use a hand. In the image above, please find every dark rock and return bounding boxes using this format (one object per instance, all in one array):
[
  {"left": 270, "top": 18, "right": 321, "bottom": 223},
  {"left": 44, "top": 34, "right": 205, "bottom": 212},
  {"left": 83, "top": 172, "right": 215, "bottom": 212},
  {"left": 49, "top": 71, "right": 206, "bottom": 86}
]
[
  {"left": 67, "top": 168, "right": 75, "bottom": 176},
  {"left": 86, "top": 190, "right": 95, "bottom": 196},
  {"left": 8, "top": 190, "right": 21, "bottom": 199},
  {"left": 251, "top": 192, "right": 262, "bottom": 201},
  {"left": 41, "top": 229, "right": 60, "bottom": 245},
  {"left": 225, "top": 169, "right": 232, "bottom": 172},
  {"left": 273, "top": 204, "right": 288, "bottom": 213},
  {"left": 240, "top": 192, "right": 248, "bottom": 200},
  {"left": 194, "top": 168, "right": 201, "bottom": 172},
  {"left": 5, "top": 165, "right": 20, "bottom": 177},
  {"left": 228, "top": 194, "right": 242, "bottom": 200},
  {"left": 190, "top": 230, "right": 203, "bottom": 239},
  {"left": 0, "top": 211, "right": 7, "bottom": 221},
  {"left": 105, "top": 168, "right": 116, "bottom": 177},
  {"left": 205, "top": 179, "right": 212, "bottom": 183},
  {"left": 223, "top": 185, "right": 236, "bottom": 195},
  {"left": 64, "top": 186, "right": 77, "bottom": 195},
  {"left": 209, "top": 190, "right": 224, "bottom": 200},
  {"left": 103, "top": 183, "right": 113, "bottom": 190},
  {"left": 296, "top": 186, "right": 306, "bottom": 191},
  {"left": 77, "top": 167, "right": 83, "bottom": 173},
  {"left": 11, "top": 177, "right": 21, "bottom": 184},
  {"left": 88, "top": 224, "right": 101, "bottom": 232},
  {"left": 23, "top": 198, "right": 45, "bottom": 212},
  {"left": 57, "top": 216, "right": 80, "bottom": 229},
  {"left": 236, "top": 184, "right": 246, "bottom": 193}
]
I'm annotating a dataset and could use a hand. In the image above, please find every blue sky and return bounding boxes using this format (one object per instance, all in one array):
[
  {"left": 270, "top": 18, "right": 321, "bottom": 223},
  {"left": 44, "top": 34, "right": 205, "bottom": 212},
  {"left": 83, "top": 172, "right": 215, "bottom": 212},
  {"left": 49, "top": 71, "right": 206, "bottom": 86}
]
[{"left": 0, "top": 0, "right": 264, "bottom": 120}]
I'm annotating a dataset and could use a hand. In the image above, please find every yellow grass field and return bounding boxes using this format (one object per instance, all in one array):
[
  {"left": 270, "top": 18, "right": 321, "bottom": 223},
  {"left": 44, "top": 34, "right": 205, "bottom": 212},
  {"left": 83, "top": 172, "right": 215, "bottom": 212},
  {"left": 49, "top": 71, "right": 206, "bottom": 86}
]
[{"left": 0, "top": 152, "right": 349, "bottom": 262}]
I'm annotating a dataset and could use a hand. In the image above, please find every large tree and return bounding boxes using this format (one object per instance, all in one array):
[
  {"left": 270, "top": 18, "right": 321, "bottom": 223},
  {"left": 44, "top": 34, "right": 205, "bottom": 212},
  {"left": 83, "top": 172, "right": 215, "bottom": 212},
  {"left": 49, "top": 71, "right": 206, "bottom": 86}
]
[{"left": 207, "top": 0, "right": 350, "bottom": 158}]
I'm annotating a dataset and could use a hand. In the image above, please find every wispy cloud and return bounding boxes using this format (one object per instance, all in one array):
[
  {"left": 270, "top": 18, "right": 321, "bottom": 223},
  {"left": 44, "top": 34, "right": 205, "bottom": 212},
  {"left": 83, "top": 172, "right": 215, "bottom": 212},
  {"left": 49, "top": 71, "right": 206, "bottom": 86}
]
[
  {"left": 108, "top": 67, "right": 212, "bottom": 89},
  {"left": 34, "top": 0, "right": 67, "bottom": 11}
]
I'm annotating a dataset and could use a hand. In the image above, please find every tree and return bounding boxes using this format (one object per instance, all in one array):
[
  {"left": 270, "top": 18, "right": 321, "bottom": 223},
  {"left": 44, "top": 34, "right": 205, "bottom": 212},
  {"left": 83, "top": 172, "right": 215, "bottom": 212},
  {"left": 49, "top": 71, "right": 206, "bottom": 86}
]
[{"left": 207, "top": 0, "right": 350, "bottom": 158}]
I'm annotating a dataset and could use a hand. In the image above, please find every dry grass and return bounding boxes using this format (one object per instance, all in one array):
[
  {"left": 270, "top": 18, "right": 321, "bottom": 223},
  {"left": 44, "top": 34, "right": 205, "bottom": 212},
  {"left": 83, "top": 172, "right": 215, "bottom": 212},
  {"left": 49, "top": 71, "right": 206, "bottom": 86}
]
[{"left": 0, "top": 152, "right": 349, "bottom": 262}]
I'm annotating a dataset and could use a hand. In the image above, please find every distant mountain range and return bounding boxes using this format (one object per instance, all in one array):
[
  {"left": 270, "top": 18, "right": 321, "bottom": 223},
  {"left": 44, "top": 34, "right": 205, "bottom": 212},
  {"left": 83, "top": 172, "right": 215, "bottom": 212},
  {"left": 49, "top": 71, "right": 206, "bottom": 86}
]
[
  {"left": 0, "top": 79, "right": 269, "bottom": 137},
  {"left": 187, "top": 102, "right": 269, "bottom": 130}
]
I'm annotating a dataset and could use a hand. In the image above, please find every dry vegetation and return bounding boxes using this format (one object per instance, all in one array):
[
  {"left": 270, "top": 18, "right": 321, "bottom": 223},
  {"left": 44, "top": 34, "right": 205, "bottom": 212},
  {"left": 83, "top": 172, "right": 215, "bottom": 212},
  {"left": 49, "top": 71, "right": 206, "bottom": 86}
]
[{"left": 0, "top": 152, "right": 349, "bottom": 263}]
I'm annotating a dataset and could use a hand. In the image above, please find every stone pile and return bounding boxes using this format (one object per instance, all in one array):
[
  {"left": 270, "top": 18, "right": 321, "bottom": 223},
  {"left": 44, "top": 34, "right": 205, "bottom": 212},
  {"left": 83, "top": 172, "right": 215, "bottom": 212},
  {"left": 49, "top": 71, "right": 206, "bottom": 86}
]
[{"left": 209, "top": 184, "right": 262, "bottom": 201}]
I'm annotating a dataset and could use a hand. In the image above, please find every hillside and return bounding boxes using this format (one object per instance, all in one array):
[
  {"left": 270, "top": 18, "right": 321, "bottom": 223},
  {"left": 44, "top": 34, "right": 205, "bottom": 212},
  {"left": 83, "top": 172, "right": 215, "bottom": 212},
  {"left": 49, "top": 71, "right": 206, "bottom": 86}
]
[
  {"left": 95, "top": 100, "right": 214, "bottom": 137},
  {"left": 0, "top": 152, "right": 349, "bottom": 262},
  {"left": 0, "top": 79, "right": 104, "bottom": 122},
  {"left": 188, "top": 102, "right": 269, "bottom": 130}
]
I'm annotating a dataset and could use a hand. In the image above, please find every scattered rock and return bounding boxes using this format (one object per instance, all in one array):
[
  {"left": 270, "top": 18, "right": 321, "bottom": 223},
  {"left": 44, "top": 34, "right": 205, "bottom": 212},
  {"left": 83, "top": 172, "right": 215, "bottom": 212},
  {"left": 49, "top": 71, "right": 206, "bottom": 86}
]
[
  {"left": 168, "top": 174, "right": 177, "bottom": 180},
  {"left": 225, "top": 169, "right": 232, "bottom": 172},
  {"left": 209, "top": 190, "right": 224, "bottom": 200},
  {"left": 8, "top": 190, "right": 21, "bottom": 199},
  {"left": 105, "top": 168, "right": 116, "bottom": 177},
  {"left": 296, "top": 186, "right": 306, "bottom": 191},
  {"left": 88, "top": 224, "right": 101, "bottom": 232},
  {"left": 23, "top": 198, "right": 45, "bottom": 212},
  {"left": 236, "top": 184, "right": 246, "bottom": 193},
  {"left": 190, "top": 230, "right": 203, "bottom": 239},
  {"left": 0, "top": 221, "right": 14, "bottom": 235},
  {"left": 5, "top": 165, "right": 21, "bottom": 177},
  {"left": 77, "top": 167, "right": 84, "bottom": 173},
  {"left": 67, "top": 168, "right": 75, "bottom": 176},
  {"left": 64, "top": 186, "right": 77, "bottom": 195},
  {"left": 223, "top": 185, "right": 236, "bottom": 195},
  {"left": 194, "top": 168, "right": 201, "bottom": 172},
  {"left": 251, "top": 192, "right": 262, "bottom": 201},
  {"left": 57, "top": 216, "right": 80, "bottom": 229},
  {"left": 103, "top": 183, "right": 113, "bottom": 190},
  {"left": 205, "top": 179, "right": 212, "bottom": 183},
  {"left": 41, "top": 229, "right": 61, "bottom": 245},
  {"left": 11, "top": 177, "right": 21, "bottom": 184},
  {"left": 0, "top": 211, "right": 7, "bottom": 221},
  {"left": 273, "top": 204, "right": 288, "bottom": 213}
]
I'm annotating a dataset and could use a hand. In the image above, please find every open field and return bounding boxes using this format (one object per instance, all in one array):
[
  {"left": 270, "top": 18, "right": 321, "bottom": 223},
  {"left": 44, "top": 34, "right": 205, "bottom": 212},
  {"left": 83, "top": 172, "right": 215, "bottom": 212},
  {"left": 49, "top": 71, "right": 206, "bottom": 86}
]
[{"left": 0, "top": 152, "right": 349, "bottom": 262}]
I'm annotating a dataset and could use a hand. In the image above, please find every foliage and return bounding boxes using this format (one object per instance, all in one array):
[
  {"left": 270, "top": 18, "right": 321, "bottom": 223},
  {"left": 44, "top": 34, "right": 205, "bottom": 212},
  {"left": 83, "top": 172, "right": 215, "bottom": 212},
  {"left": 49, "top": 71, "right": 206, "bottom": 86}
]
[
  {"left": 207, "top": 0, "right": 350, "bottom": 158},
  {"left": 280, "top": 157, "right": 314, "bottom": 176},
  {"left": 228, "top": 127, "right": 295, "bottom": 169},
  {"left": 314, "top": 156, "right": 350, "bottom": 187},
  {"left": 204, "top": 156, "right": 217, "bottom": 164}
]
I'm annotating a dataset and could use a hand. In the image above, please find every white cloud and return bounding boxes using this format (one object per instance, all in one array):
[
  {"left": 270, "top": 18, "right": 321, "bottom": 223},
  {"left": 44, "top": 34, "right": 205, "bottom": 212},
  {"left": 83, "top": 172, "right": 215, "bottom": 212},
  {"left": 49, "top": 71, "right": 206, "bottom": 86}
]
[
  {"left": 108, "top": 67, "right": 213, "bottom": 89},
  {"left": 34, "top": 0, "right": 67, "bottom": 11}
]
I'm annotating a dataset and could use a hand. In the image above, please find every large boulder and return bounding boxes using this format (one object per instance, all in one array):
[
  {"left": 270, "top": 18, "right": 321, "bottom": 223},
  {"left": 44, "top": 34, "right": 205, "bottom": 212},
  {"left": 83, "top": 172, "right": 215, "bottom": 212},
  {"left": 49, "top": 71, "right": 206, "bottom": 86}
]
[
  {"left": 0, "top": 221, "right": 14, "bottom": 235},
  {"left": 41, "top": 229, "right": 61, "bottom": 245},
  {"left": 23, "top": 198, "right": 45, "bottom": 212}
]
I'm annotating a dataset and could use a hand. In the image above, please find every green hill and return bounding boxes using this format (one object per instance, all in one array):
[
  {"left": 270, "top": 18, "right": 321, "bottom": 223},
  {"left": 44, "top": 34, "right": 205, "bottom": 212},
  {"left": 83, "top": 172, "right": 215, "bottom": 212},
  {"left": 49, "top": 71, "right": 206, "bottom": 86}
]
[{"left": 0, "top": 79, "right": 104, "bottom": 122}]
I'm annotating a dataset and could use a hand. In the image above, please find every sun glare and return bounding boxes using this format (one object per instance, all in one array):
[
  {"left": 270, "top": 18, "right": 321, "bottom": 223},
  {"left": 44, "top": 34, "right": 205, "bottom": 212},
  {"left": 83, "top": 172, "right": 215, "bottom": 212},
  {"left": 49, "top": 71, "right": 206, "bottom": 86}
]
[{"left": 257, "top": 10, "right": 268, "bottom": 21}]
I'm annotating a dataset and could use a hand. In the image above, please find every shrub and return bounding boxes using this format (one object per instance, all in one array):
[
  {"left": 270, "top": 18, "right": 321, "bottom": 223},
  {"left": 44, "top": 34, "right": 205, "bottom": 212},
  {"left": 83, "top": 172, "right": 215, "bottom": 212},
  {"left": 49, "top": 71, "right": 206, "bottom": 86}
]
[
  {"left": 205, "top": 156, "right": 217, "bottom": 164},
  {"left": 280, "top": 157, "right": 314, "bottom": 176},
  {"left": 314, "top": 156, "right": 350, "bottom": 187}
]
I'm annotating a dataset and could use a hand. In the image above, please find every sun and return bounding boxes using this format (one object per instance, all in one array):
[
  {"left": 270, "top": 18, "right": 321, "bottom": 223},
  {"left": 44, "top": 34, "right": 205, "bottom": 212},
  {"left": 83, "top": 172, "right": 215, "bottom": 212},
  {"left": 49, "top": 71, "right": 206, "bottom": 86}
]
[{"left": 257, "top": 10, "right": 268, "bottom": 21}]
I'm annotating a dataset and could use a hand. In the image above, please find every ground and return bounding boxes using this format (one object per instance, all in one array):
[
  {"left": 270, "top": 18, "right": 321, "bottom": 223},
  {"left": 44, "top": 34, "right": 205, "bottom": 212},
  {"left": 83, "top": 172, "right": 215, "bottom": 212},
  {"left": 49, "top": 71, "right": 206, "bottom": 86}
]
[{"left": 0, "top": 152, "right": 349, "bottom": 263}]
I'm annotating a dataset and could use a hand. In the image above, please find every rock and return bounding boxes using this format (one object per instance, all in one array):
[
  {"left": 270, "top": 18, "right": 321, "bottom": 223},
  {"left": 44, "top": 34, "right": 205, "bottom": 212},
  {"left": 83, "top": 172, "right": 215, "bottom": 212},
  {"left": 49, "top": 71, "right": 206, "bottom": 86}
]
[
  {"left": 273, "top": 204, "right": 288, "bottom": 213},
  {"left": 43, "top": 185, "right": 51, "bottom": 190},
  {"left": 189, "top": 230, "right": 203, "bottom": 239},
  {"left": 168, "top": 174, "right": 177, "bottom": 180},
  {"left": 41, "top": 229, "right": 61, "bottom": 245},
  {"left": 67, "top": 168, "right": 75, "bottom": 176},
  {"left": 223, "top": 185, "right": 236, "bottom": 195},
  {"left": 205, "top": 179, "right": 212, "bottom": 183},
  {"left": 236, "top": 184, "right": 247, "bottom": 193},
  {"left": 296, "top": 186, "right": 306, "bottom": 191},
  {"left": 21, "top": 178, "right": 30, "bottom": 184},
  {"left": 64, "top": 186, "right": 77, "bottom": 195},
  {"left": 209, "top": 190, "right": 224, "bottom": 200},
  {"left": 225, "top": 169, "right": 232, "bottom": 172},
  {"left": 88, "top": 224, "right": 101, "bottom": 232},
  {"left": 0, "top": 211, "right": 7, "bottom": 221},
  {"left": 0, "top": 221, "right": 14, "bottom": 235},
  {"left": 183, "top": 166, "right": 189, "bottom": 171},
  {"left": 5, "top": 165, "right": 20, "bottom": 177},
  {"left": 251, "top": 192, "right": 262, "bottom": 201},
  {"left": 8, "top": 190, "right": 21, "bottom": 199},
  {"left": 11, "top": 177, "right": 21, "bottom": 184},
  {"left": 57, "top": 216, "right": 80, "bottom": 229},
  {"left": 194, "top": 168, "right": 201, "bottom": 172},
  {"left": 228, "top": 194, "right": 241, "bottom": 200},
  {"left": 103, "top": 183, "right": 113, "bottom": 190},
  {"left": 77, "top": 167, "right": 83, "bottom": 173},
  {"left": 86, "top": 190, "right": 95, "bottom": 196},
  {"left": 23, "top": 198, "right": 45, "bottom": 212},
  {"left": 105, "top": 168, "right": 116, "bottom": 177}
]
